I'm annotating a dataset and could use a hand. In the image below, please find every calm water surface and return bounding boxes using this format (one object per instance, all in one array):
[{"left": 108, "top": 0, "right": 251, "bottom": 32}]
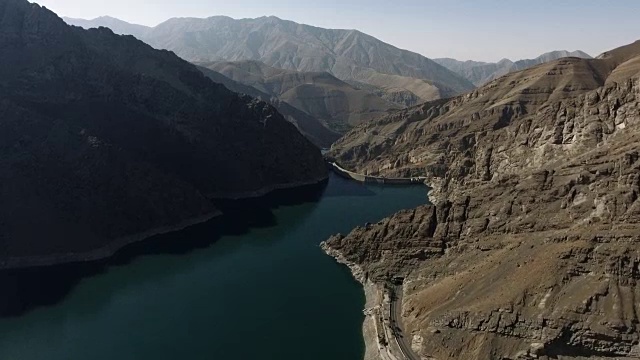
[{"left": 0, "top": 174, "right": 427, "bottom": 360}]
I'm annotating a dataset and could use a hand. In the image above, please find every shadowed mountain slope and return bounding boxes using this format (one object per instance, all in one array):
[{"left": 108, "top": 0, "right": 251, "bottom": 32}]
[
  {"left": 201, "top": 60, "right": 400, "bottom": 134},
  {"left": 197, "top": 65, "right": 341, "bottom": 147},
  {"left": 0, "top": 0, "right": 327, "bottom": 267}
]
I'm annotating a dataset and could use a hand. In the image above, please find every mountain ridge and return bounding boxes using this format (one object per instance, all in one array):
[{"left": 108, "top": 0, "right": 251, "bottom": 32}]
[
  {"left": 435, "top": 50, "right": 593, "bottom": 86},
  {"left": 63, "top": 15, "right": 476, "bottom": 107},
  {"left": 62, "top": 15, "right": 151, "bottom": 38}
]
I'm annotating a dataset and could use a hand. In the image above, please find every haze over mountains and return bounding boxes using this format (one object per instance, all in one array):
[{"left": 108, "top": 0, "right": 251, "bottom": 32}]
[
  {"left": 62, "top": 15, "right": 150, "bottom": 38},
  {"left": 63, "top": 15, "right": 475, "bottom": 107},
  {"left": 435, "top": 50, "right": 593, "bottom": 86},
  {"left": 0, "top": 0, "right": 326, "bottom": 267},
  {"left": 63, "top": 15, "right": 603, "bottom": 148}
]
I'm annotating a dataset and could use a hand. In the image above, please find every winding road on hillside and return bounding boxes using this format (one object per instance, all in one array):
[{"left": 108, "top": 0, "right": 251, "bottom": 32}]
[{"left": 391, "top": 285, "right": 421, "bottom": 360}]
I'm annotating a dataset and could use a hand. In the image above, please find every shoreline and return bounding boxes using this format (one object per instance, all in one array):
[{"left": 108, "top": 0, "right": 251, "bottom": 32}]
[
  {"left": 0, "top": 174, "right": 329, "bottom": 270},
  {"left": 320, "top": 170, "right": 431, "bottom": 360},
  {"left": 321, "top": 243, "right": 403, "bottom": 360},
  {"left": 0, "top": 212, "right": 221, "bottom": 270},
  {"left": 206, "top": 174, "right": 329, "bottom": 199}
]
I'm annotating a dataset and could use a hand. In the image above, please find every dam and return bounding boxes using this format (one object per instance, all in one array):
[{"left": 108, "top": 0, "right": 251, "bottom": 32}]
[{"left": 328, "top": 162, "right": 427, "bottom": 185}]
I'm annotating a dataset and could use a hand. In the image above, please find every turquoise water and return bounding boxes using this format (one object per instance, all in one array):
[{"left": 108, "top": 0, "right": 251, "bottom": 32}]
[{"left": 0, "top": 174, "right": 427, "bottom": 360}]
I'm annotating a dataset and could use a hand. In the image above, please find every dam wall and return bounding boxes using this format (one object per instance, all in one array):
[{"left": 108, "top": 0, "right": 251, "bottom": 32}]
[{"left": 328, "top": 162, "right": 427, "bottom": 185}]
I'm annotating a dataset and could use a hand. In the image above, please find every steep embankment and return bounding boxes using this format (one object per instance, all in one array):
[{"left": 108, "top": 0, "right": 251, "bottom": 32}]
[
  {"left": 0, "top": 0, "right": 327, "bottom": 268},
  {"left": 324, "top": 40, "right": 640, "bottom": 359}
]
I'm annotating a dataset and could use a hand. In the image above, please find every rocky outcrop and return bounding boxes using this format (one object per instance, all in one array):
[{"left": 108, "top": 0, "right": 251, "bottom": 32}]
[
  {"left": 326, "top": 206, "right": 444, "bottom": 281},
  {"left": 0, "top": 0, "right": 327, "bottom": 268},
  {"left": 325, "top": 40, "right": 640, "bottom": 359}
]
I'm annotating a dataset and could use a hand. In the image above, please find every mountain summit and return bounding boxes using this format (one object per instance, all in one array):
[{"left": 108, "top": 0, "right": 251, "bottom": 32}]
[{"left": 64, "top": 15, "right": 476, "bottom": 107}]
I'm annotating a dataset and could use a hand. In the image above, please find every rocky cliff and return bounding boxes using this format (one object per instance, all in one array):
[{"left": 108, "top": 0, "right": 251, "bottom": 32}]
[
  {"left": 0, "top": 0, "right": 327, "bottom": 268},
  {"left": 325, "top": 40, "right": 640, "bottom": 359}
]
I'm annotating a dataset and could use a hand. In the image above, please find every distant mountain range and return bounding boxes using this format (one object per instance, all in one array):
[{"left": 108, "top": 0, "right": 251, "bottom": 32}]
[
  {"left": 63, "top": 15, "right": 476, "bottom": 107},
  {"left": 62, "top": 16, "right": 597, "bottom": 146},
  {"left": 434, "top": 50, "right": 592, "bottom": 86},
  {"left": 62, "top": 15, "right": 150, "bottom": 38}
]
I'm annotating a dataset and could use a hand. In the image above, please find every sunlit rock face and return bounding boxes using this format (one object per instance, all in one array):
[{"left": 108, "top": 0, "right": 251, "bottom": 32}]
[{"left": 325, "top": 40, "right": 640, "bottom": 359}]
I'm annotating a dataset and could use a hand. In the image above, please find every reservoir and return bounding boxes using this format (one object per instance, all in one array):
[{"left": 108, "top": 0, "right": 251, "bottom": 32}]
[{"left": 0, "top": 174, "right": 428, "bottom": 360}]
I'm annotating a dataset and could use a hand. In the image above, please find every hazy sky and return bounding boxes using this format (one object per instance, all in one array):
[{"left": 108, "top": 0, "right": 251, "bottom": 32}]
[{"left": 37, "top": 0, "right": 640, "bottom": 62}]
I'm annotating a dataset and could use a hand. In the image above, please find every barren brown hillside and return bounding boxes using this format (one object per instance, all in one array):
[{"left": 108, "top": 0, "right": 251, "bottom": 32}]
[{"left": 324, "top": 40, "right": 640, "bottom": 359}]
